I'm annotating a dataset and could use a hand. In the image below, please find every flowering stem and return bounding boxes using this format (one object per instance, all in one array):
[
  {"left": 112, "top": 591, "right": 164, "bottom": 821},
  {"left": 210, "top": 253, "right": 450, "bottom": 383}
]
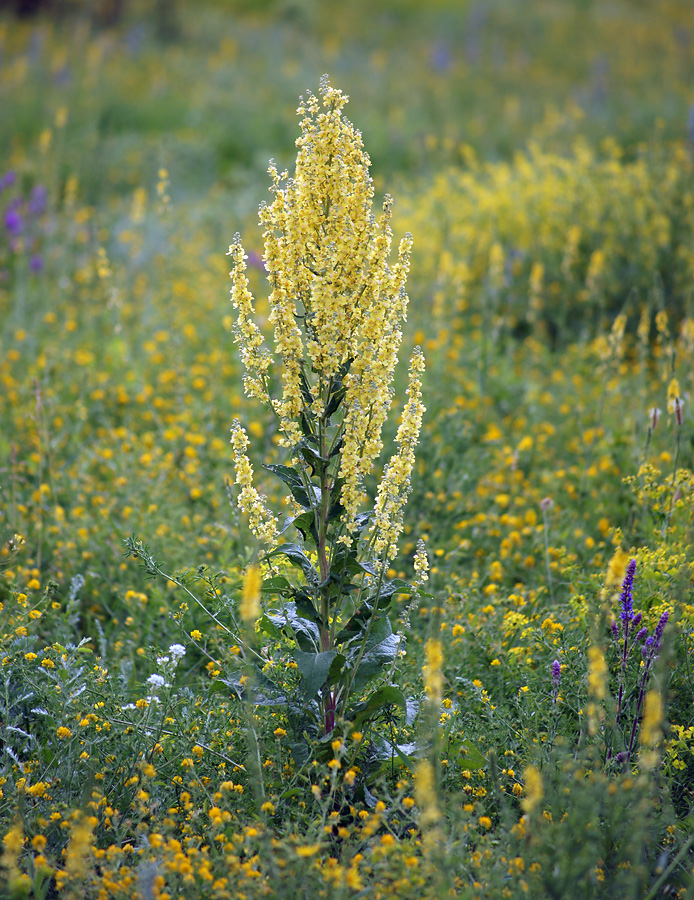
[
  {"left": 625, "top": 657, "right": 654, "bottom": 762},
  {"left": 616, "top": 617, "right": 630, "bottom": 724},
  {"left": 662, "top": 421, "right": 682, "bottom": 543}
]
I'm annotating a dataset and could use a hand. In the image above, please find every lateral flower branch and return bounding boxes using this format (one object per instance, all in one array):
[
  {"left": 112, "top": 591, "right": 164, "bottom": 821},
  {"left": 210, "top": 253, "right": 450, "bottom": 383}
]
[{"left": 228, "top": 77, "right": 427, "bottom": 740}]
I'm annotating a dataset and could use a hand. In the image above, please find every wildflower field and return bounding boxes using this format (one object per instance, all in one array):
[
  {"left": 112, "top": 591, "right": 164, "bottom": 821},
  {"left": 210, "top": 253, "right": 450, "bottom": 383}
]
[{"left": 2, "top": 0, "right": 694, "bottom": 897}]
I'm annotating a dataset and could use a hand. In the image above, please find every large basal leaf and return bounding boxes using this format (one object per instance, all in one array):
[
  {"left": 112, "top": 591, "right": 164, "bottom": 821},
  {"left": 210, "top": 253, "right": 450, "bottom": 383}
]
[
  {"left": 346, "top": 617, "right": 400, "bottom": 693},
  {"left": 295, "top": 650, "right": 338, "bottom": 700}
]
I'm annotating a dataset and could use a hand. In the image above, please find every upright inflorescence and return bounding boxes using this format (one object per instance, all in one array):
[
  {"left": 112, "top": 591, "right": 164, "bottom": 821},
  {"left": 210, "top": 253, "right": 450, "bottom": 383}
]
[
  {"left": 230, "top": 419, "right": 278, "bottom": 548},
  {"left": 229, "top": 76, "right": 423, "bottom": 558},
  {"left": 370, "top": 347, "right": 426, "bottom": 559},
  {"left": 618, "top": 558, "right": 636, "bottom": 626}
]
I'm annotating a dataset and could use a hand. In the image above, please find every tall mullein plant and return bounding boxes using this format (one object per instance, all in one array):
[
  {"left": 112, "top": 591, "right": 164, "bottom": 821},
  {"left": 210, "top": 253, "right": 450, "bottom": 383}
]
[{"left": 229, "top": 78, "right": 427, "bottom": 741}]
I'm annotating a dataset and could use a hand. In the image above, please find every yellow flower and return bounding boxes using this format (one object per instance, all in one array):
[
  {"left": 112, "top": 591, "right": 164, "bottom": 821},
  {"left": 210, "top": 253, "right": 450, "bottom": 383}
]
[
  {"left": 605, "top": 547, "right": 629, "bottom": 590},
  {"left": 521, "top": 765, "right": 544, "bottom": 812},
  {"left": 587, "top": 646, "right": 607, "bottom": 700},
  {"left": 230, "top": 420, "right": 278, "bottom": 547},
  {"left": 296, "top": 844, "right": 321, "bottom": 857},
  {"left": 240, "top": 565, "right": 262, "bottom": 623},
  {"left": 423, "top": 639, "right": 444, "bottom": 706},
  {"left": 640, "top": 690, "right": 663, "bottom": 748},
  {"left": 56, "top": 726, "right": 72, "bottom": 740},
  {"left": 415, "top": 760, "right": 440, "bottom": 828},
  {"left": 370, "top": 348, "right": 426, "bottom": 559}
]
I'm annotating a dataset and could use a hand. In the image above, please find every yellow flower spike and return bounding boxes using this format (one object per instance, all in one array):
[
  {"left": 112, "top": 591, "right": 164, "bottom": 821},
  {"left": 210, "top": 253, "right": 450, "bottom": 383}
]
[
  {"left": 640, "top": 690, "right": 663, "bottom": 748},
  {"left": 240, "top": 565, "right": 262, "bottom": 623},
  {"left": 370, "top": 347, "right": 426, "bottom": 560},
  {"left": 414, "top": 760, "right": 440, "bottom": 829},
  {"left": 521, "top": 765, "right": 544, "bottom": 813},
  {"left": 228, "top": 238, "right": 271, "bottom": 405},
  {"left": 604, "top": 547, "right": 629, "bottom": 590},
  {"left": 587, "top": 646, "right": 608, "bottom": 701},
  {"left": 230, "top": 420, "right": 278, "bottom": 548},
  {"left": 423, "top": 639, "right": 444, "bottom": 707}
]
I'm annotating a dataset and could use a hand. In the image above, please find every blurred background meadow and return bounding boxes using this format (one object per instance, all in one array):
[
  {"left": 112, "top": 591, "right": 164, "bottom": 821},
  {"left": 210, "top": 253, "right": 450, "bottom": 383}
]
[{"left": 2, "top": 0, "right": 694, "bottom": 896}]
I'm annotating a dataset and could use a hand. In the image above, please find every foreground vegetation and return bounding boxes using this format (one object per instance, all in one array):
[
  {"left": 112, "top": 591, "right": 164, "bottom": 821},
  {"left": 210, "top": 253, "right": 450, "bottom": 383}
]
[{"left": 1, "top": 1, "right": 694, "bottom": 897}]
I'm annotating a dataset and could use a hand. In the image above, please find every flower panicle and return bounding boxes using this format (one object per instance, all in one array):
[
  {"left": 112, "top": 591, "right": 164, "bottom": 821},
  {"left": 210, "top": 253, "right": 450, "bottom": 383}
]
[
  {"left": 370, "top": 347, "right": 426, "bottom": 560},
  {"left": 228, "top": 236, "right": 271, "bottom": 405},
  {"left": 230, "top": 419, "right": 278, "bottom": 547}
]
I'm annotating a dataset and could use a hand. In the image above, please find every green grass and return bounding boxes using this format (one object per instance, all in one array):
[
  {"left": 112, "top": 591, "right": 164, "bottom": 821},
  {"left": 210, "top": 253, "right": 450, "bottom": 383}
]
[{"left": 1, "top": 1, "right": 694, "bottom": 898}]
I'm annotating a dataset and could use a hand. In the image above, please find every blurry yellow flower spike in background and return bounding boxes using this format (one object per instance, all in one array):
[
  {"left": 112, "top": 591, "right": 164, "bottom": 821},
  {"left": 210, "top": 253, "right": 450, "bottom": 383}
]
[{"left": 240, "top": 565, "right": 261, "bottom": 623}]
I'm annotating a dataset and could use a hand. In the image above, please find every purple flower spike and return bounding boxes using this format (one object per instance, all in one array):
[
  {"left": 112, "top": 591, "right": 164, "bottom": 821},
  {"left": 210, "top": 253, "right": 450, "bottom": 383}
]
[
  {"left": 635, "top": 627, "right": 648, "bottom": 643},
  {"left": 619, "top": 559, "right": 637, "bottom": 624},
  {"left": 4, "top": 207, "right": 22, "bottom": 236},
  {"left": 28, "top": 184, "right": 47, "bottom": 215},
  {"left": 30, "top": 254, "right": 43, "bottom": 273},
  {"left": 653, "top": 611, "right": 669, "bottom": 651},
  {"left": 610, "top": 619, "right": 619, "bottom": 639},
  {"left": 552, "top": 659, "right": 561, "bottom": 689},
  {"left": 1, "top": 171, "right": 16, "bottom": 190},
  {"left": 632, "top": 612, "right": 642, "bottom": 628}
]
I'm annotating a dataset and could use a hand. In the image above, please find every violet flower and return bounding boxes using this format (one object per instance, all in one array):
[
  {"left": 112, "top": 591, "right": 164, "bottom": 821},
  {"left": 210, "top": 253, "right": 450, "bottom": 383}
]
[
  {"left": 28, "top": 184, "right": 47, "bottom": 215},
  {"left": 653, "top": 610, "right": 669, "bottom": 651},
  {"left": 619, "top": 559, "right": 637, "bottom": 626},
  {"left": 552, "top": 659, "right": 561, "bottom": 689},
  {"left": 4, "top": 206, "right": 22, "bottom": 236}
]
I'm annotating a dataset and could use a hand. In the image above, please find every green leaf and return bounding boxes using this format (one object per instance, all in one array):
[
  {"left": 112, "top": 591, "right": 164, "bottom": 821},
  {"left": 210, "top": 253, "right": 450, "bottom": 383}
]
[
  {"left": 259, "top": 614, "right": 283, "bottom": 639},
  {"left": 267, "top": 602, "right": 320, "bottom": 651},
  {"left": 295, "top": 650, "right": 337, "bottom": 699},
  {"left": 370, "top": 578, "right": 412, "bottom": 604},
  {"left": 457, "top": 739, "right": 487, "bottom": 771},
  {"left": 290, "top": 741, "right": 311, "bottom": 767},
  {"left": 280, "top": 788, "right": 304, "bottom": 800},
  {"left": 261, "top": 575, "right": 292, "bottom": 594},
  {"left": 298, "top": 443, "right": 330, "bottom": 477},
  {"left": 298, "top": 367, "right": 316, "bottom": 408},
  {"left": 280, "top": 511, "right": 318, "bottom": 545},
  {"left": 208, "top": 679, "right": 236, "bottom": 697},
  {"left": 352, "top": 685, "right": 407, "bottom": 727},
  {"left": 327, "top": 653, "right": 346, "bottom": 684},
  {"left": 263, "top": 464, "right": 320, "bottom": 510},
  {"left": 293, "top": 590, "right": 322, "bottom": 624},
  {"left": 267, "top": 544, "right": 319, "bottom": 584},
  {"left": 347, "top": 618, "right": 400, "bottom": 693}
]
